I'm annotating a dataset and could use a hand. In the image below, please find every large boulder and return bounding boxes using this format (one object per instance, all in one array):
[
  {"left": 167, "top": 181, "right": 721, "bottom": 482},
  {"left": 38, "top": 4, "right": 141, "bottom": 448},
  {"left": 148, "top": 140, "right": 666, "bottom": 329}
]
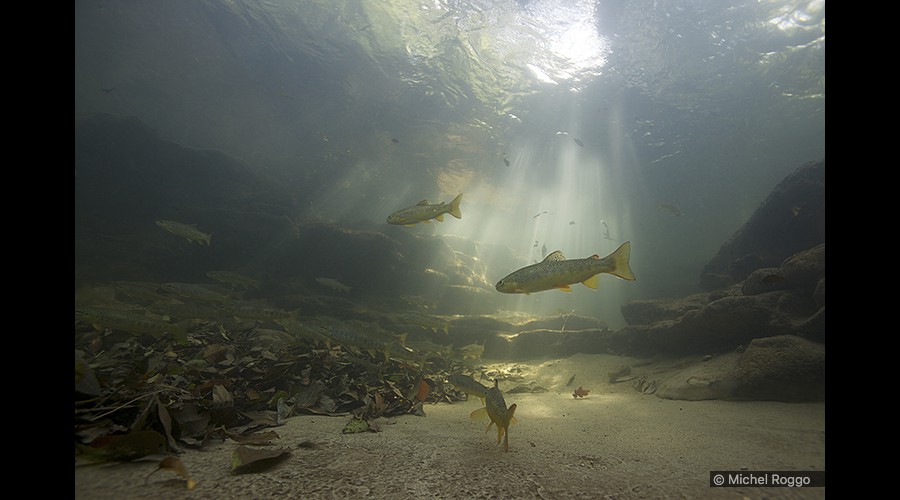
[
  {"left": 699, "top": 160, "right": 825, "bottom": 290},
  {"left": 618, "top": 243, "right": 825, "bottom": 357},
  {"left": 655, "top": 335, "right": 825, "bottom": 402}
]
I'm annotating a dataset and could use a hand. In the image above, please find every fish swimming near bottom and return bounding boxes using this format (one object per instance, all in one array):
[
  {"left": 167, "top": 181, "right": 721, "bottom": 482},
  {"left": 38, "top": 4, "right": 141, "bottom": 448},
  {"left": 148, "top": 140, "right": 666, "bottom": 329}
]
[
  {"left": 470, "top": 379, "right": 517, "bottom": 452},
  {"left": 386, "top": 193, "right": 462, "bottom": 226},
  {"left": 495, "top": 241, "right": 635, "bottom": 294},
  {"left": 155, "top": 219, "right": 212, "bottom": 245},
  {"left": 448, "top": 373, "right": 490, "bottom": 404}
]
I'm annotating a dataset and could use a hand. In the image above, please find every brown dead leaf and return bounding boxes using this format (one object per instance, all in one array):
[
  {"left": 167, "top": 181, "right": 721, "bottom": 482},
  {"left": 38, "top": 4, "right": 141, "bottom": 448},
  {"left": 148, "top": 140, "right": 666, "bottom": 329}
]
[
  {"left": 146, "top": 456, "right": 196, "bottom": 489},
  {"left": 212, "top": 384, "right": 233, "bottom": 409},
  {"left": 203, "top": 344, "right": 228, "bottom": 364},
  {"left": 86, "top": 430, "right": 166, "bottom": 462},
  {"left": 231, "top": 445, "right": 291, "bottom": 474}
]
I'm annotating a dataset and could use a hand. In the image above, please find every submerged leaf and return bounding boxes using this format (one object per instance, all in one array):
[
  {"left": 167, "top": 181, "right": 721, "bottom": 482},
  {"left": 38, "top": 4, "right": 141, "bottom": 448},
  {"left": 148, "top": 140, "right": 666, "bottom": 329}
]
[
  {"left": 231, "top": 445, "right": 290, "bottom": 474},
  {"left": 146, "top": 456, "right": 196, "bottom": 489},
  {"left": 155, "top": 397, "right": 182, "bottom": 453},
  {"left": 82, "top": 430, "right": 167, "bottom": 462},
  {"left": 212, "top": 384, "right": 234, "bottom": 409}
]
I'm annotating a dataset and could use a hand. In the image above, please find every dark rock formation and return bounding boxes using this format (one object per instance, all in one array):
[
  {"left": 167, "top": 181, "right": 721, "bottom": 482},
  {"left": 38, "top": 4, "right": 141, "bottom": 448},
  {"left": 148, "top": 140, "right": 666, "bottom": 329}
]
[
  {"left": 618, "top": 243, "right": 825, "bottom": 357},
  {"left": 699, "top": 160, "right": 825, "bottom": 290},
  {"left": 655, "top": 335, "right": 825, "bottom": 402}
]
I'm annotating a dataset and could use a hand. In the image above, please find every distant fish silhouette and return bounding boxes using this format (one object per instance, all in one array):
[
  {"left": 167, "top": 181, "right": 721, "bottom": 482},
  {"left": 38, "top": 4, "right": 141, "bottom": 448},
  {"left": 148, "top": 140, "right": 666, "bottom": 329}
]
[
  {"left": 657, "top": 203, "right": 682, "bottom": 216},
  {"left": 573, "top": 138, "right": 584, "bottom": 147}
]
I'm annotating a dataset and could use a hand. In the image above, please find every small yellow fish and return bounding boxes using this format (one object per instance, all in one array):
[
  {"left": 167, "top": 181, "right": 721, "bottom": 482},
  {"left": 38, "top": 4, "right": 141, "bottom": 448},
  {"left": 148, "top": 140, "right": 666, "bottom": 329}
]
[
  {"left": 155, "top": 219, "right": 212, "bottom": 245},
  {"left": 470, "top": 379, "right": 517, "bottom": 452},
  {"left": 496, "top": 241, "right": 635, "bottom": 294},
  {"left": 387, "top": 194, "right": 462, "bottom": 226}
]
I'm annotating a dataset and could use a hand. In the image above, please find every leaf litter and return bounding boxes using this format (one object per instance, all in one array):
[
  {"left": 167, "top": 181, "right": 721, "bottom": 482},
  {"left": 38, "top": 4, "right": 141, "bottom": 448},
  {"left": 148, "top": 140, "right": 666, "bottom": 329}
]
[{"left": 75, "top": 298, "right": 493, "bottom": 482}]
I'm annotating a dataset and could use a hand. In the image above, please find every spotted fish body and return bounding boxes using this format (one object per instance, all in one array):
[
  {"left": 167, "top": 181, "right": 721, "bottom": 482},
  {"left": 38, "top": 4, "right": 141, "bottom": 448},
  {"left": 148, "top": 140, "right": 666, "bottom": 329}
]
[
  {"left": 386, "top": 193, "right": 462, "bottom": 226},
  {"left": 495, "top": 241, "right": 635, "bottom": 294},
  {"left": 470, "top": 380, "right": 518, "bottom": 452},
  {"left": 155, "top": 219, "right": 212, "bottom": 245},
  {"left": 448, "top": 373, "right": 490, "bottom": 403}
]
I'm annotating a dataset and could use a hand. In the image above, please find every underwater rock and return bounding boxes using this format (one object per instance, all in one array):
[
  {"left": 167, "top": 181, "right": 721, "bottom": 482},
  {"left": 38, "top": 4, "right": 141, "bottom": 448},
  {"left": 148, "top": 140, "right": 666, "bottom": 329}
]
[
  {"left": 618, "top": 243, "right": 825, "bottom": 357},
  {"left": 655, "top": 335, "right": 825, "bottom": 402},
  {"left": 699, "top": 160, "right": 825, "bottom": 290},
  {"left": 729, "top": 335, "right": 825, "bottom": 402},
  {"left": 485, "top": 328, "right": 616, "bottom": 360},
  {"left": 620, "top": 293, "right": 708, "bottom": 326},
  {"left": 655, "top": 353, "right": 740, "bottom": 401}
]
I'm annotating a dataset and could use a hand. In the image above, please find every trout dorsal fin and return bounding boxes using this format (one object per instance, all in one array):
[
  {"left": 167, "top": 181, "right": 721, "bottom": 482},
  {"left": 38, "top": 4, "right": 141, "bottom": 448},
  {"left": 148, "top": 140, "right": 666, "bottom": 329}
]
[
  {"left": 542, "top": 251, "right": 566, "bottom": 262},
  {"left": 416, "top": 200, "right": 430, "bottom": 206}
]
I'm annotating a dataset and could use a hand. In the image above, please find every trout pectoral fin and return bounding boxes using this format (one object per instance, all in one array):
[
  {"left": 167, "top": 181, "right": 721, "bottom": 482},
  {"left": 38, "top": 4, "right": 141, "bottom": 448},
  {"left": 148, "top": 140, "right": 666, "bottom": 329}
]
[
  {"left": 582, "top": 274, "right": 600, "bottom": 289},
  {"left": 435, "top": 214, "right": 444, "bottom": 221}
]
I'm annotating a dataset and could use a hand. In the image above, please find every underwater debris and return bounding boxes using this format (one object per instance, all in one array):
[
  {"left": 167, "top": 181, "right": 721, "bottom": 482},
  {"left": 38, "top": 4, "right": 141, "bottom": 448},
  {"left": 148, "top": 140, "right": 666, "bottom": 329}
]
[
  {"left": 145, "top": 456, "right": 196, "bottom": 489},
  {"left": 566, "top": 374, "right": 576, "bottom": 387},
  {"left": 572, "top": 386, "right": 591, "bottom": 398},
  {"left": 632, "top": 377, "right": 657, "bottom": 395},
  {"left": 231, "top": 446, "right": 291, "bottom": 474},
  {"left": 75, "top": 289, "right": 489, "bottom": 467},
  {"left": 408, "top": 377, "right": 432, "bottom": 402},
  {"left": 601, "top": 220, "right": 613, "bottom": 240},
  {"left": 77, "top": 430, "right": 167, "bottom": 463}
]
